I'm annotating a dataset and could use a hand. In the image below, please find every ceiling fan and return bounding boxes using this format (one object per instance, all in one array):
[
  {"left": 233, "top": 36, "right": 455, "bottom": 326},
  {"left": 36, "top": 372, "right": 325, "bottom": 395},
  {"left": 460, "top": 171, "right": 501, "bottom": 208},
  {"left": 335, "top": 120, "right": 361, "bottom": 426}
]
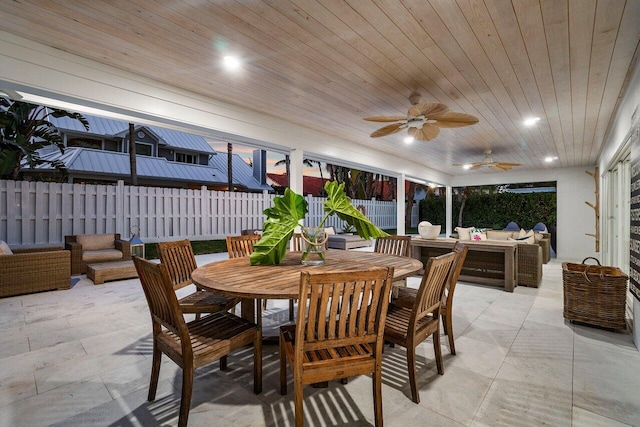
[
  {"left": 363, "top": 92, "right": 479, "bottom": 141},
  {"left": 454, "top": 149, "right": 522, "bottom": 171}
]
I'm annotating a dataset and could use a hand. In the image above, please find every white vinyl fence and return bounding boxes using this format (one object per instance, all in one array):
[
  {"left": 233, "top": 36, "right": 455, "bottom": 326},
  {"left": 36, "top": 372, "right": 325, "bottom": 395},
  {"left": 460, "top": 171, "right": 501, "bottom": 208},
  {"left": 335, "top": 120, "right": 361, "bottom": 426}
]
[{"left": 1, "top": 180, "right": 419, "bottom": 247}]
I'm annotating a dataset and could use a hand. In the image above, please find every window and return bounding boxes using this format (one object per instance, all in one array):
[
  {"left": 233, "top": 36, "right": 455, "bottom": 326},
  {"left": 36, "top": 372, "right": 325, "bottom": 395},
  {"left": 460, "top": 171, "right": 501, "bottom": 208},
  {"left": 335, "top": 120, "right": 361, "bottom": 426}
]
[
  {"left": 175, "top": 152, "right": 198, "bottom": 164},
  {"left": 67, "top": 137, "right": 102, "bottom": 149},
  {"left": 135, "top": 142, "right": 152, "bottom": 156},
  {"left": 104, "top": 140, "right": 119, "bottom": 152}
]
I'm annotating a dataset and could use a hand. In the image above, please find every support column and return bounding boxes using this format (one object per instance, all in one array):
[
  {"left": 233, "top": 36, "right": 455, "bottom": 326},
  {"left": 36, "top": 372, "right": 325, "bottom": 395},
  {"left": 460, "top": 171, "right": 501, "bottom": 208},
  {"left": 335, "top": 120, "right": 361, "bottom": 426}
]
[
  {"left": 397, "top": 173, "right": 406, "bottom": 235},
  {"left": 288, "top": 149, "right": 304, "bottom": 195},
  {"left": 446, "top": 185, "right": 453, "bottom": 238}
]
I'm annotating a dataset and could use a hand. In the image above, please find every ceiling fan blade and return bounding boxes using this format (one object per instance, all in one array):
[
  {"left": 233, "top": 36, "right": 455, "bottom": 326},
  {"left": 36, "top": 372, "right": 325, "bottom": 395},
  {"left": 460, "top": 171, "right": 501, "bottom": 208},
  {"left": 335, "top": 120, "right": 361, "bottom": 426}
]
[
  {"left": 435, "top": 111, "right": 480, "bottom": 128},
  {"left": 370, "top": 122, "right": 406, "bottom": 138},
  {"left": 408, "top": 124, "right": 440, "bottom": 141},
  {"left": 363, "top": 115, "right": 408, "bottom": 122},
  {"left": 495, "top": 162, "right": 522, "bottom": 167},
  {"left": 469, "top": 164, "right": 482, "bottom": 170},
  {"left": 408, "top": 102, "right": 449, "bottom": 118},
  {"left": 492, "top": 163, "right": 516, "bottom": 171}
]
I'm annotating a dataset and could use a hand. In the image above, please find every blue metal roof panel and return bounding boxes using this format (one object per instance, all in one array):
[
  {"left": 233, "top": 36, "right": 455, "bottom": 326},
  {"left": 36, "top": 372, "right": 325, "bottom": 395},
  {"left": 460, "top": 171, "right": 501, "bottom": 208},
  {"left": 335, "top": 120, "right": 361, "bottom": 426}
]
[
  {"left": 33, "top": 148, "right": 226, "bottom": 184},
  {"left": 50, "top": 113, "right": 214, "bottom": 153}
]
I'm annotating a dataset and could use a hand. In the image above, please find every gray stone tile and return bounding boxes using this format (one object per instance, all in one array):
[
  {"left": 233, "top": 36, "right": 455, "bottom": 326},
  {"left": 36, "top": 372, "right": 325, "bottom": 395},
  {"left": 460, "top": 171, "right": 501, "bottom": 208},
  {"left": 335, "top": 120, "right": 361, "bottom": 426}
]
[
  {"left": 573, "top": 339, "right": 640, "bottom": 426},
  {"left": 0, "top": 376, "right": 112, "bottom": 427},
  {"left": 572, "top": 406, "right": 632, "bottom": 427}
]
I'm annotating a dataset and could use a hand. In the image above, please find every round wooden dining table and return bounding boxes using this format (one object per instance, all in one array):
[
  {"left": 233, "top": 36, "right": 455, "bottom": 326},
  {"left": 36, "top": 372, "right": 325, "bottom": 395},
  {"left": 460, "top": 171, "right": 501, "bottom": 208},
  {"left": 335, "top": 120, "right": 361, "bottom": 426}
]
[{"left": 191, "top": 249, "right": 423, "bottom": 327}]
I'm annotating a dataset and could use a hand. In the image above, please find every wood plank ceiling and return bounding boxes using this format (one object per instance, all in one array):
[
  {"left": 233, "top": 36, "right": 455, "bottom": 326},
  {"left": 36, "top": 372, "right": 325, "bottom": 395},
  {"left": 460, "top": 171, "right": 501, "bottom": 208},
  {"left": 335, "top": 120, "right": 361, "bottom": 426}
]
[{"left": 0, "top": 0, "right": 638, "bottom": 176}]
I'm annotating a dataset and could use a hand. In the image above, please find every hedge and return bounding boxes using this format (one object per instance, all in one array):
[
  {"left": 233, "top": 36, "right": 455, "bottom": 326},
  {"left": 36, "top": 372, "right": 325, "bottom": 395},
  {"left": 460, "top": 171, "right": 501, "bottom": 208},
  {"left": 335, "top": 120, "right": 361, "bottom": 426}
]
[{"left": 420, "top": 192, "right": 556, "bottom": 230}]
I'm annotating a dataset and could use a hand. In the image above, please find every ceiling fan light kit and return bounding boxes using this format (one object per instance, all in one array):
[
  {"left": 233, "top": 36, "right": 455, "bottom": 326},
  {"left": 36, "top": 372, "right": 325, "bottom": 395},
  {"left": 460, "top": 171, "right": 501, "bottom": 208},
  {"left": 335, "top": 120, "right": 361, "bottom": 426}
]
[
  {"left": 454, "top": 150, "right": 522, "bottom": 171},
  {"left": 363, "top": 94, "right": 479, "bottom": 142}
]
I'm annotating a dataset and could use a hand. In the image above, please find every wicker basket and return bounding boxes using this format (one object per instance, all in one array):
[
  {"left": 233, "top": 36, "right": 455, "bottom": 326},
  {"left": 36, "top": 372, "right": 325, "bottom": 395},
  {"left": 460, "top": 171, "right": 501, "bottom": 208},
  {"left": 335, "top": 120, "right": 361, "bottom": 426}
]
[{"left": 562, "top": 257, "right": 628, "bottom": 330}]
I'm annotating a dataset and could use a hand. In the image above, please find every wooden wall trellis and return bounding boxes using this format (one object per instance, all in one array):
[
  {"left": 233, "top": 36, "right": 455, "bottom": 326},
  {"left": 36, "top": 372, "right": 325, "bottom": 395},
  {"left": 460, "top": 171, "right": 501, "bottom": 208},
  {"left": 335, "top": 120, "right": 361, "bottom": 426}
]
[{"left": 0, "top": 180, "right": 415, "bottom": 247}]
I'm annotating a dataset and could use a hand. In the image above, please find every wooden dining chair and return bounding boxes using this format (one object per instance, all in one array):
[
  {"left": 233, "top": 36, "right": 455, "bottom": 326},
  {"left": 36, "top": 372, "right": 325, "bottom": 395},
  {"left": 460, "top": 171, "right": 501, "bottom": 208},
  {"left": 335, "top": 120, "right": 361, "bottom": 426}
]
[
  {"left": 287, "top": 234, "right": 305, "bottom": 321},
  {"left": 374, "top": 235, "right": 412, "bottom": 258},
  {"left": 226, "top": 234, "right": 281, "bottom": 316},
  {"left": 384, "top": 251, "right": 456, "bottom": 403},
  {"left": 133, "top": 256, "right": 262, "bottom": 427},
  {"left": 157, "top": 239, "right": 240, "bottom": 319},
  {"left": 280, "top": 267, "right": 394, "bottom": 427},
  {"left": 393, "top": 241, "right": 468, "bottom": 355},
  {"left": 374, "top": 235, "right": 413, "bottom": 294}
]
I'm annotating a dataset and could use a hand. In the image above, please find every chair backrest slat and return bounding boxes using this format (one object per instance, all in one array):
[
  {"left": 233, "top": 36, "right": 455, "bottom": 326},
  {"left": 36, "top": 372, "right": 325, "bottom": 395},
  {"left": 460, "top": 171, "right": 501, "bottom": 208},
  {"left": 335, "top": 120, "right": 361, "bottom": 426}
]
[
  {"left": 374, "top": 235, "right": 412, "bottom": 258},
  {"left": 291, "top": 233, "right": 304, "bottom": 251},
  {"left": 296, "top": 268, "right": 393, "bottom": 354},
  {"left": 226, "top": 235, "right": 261, "bottom": 259},
  {"left": 157, "top": 240, "right": 198, "bottom": 290},
  {"left": 413, "top": 252, "right": 456, "bottom": 324},
  {"left": 445, "top": 242, "right": 469, "bottom": 305},
  {"left": 133, "top": 256, "right": 189, "bottom": 342}
]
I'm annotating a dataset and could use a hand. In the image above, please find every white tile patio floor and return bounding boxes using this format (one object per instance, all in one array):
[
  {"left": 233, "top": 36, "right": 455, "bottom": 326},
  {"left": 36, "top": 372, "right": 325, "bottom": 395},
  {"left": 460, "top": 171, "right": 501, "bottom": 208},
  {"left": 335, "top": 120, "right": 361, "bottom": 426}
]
[{"left": 1, "top": 251, "right": 639, "bottom": 426}]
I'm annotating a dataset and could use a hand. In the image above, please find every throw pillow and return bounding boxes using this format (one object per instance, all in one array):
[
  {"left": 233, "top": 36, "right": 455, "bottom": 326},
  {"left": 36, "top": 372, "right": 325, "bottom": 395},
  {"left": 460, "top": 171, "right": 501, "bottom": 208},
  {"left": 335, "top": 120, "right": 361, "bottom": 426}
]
[
  {"left": 518, "top": 228, "right": 527, "bottom": 239},
  {"left": 76, "top": 234, "right": 116, "bottom": 251},
  {"left": 486, "top": 230, "right": 510, "bottom": 241},
  {"left": 470, "top": 231, "right": 487, "bottom": 241},
  {"left": 0, "top": 240, "right": 13, "bottom": 255},
  {"left": 455, "top": 227, "right": 473, "bottom": 240}
]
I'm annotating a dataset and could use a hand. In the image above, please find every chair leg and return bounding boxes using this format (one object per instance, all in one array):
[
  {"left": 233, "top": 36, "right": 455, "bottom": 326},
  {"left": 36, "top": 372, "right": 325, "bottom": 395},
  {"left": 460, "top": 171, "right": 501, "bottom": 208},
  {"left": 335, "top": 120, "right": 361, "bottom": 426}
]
[
  {"left": 294, "top": 377, "right": 304, "bottom": 427},
  {"left": 373, "top": 362, "right": 383, "bottom": 427},
  {"left": 178, "top": 365, "right": 194, "bottom": 427},
  {"left": 444, "top": 312, "right": 455, "bottom": 355},
  {"left": 148, "top": 340, "right": 162, "bottom": 401},
  {"left": 280, "top": 334, "right": 287, "bottom": 395},
  {"left": 195, "top": 313, "right": 202, "bottom": 320},
  {"left": 407, "top": 344, "right": 419, "bottom": 404},
  {"left": 254, "top": 329, "right": 262, "bottom": 394},
  {"left": 289, "top": 299, "right": 295, "bottom": 322},
  {"left": 219, "top": 355, "right": 227, "bottom": 371},
  {"left": 433, "top": 328, "right": 444, "bottom": 375},
  {"left": 262, "top": 299, "right": 268, "bottom": 310}
]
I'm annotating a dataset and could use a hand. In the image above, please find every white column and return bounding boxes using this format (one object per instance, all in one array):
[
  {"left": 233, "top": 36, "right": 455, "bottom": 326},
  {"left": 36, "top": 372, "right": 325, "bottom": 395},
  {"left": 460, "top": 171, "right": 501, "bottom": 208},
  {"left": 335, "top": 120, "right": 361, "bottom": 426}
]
[
  {"left": 446, "top": 185, "right": 453, "bottom": 238},
  {"left": 397, "top": 173, "right": 406, "bottom": 235},
  {"left": 288, "top": 149, "right": 304, "bottom": 195}
]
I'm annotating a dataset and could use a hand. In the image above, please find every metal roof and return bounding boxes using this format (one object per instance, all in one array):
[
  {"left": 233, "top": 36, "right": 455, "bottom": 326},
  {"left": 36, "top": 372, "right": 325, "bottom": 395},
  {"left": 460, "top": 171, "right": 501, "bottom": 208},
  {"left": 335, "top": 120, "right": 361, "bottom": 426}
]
[
  {"left": 31, "top": 147, "right": 225, "bottom": 184},
  {"left": 49, "top": 112, "right": 214, "bottom": 153},
  {"left": 209, "top": 153, "right": 272, "bottom": 192},
  {"left": 29, "top": 147, "right": 271, "bottom": 191}
]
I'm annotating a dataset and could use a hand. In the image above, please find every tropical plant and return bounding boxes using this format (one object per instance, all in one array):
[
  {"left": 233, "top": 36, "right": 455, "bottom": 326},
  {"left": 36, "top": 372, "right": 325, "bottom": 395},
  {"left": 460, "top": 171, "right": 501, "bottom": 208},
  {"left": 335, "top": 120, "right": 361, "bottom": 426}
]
[
  {"left": 0, "top": 98, "right": 89, "bottom": 180},
  {"left": 249, "top": 181, "right": 388, "bottom": 265}
]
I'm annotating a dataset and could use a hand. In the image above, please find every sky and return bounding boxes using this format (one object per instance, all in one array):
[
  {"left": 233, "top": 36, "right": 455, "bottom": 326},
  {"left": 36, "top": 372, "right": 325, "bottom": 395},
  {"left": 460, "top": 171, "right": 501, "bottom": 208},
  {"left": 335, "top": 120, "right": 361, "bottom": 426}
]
[{"left": 209, "top": 141, "right": 324, "bottom": 178}]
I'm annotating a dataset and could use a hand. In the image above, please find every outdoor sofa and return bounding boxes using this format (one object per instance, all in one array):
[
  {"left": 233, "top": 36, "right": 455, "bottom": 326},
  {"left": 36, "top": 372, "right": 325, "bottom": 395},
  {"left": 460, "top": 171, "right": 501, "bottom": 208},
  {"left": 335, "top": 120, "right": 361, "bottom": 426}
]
[
  {"left": 0, "top": 243, "right": 71, "bottom": 297},
  {"left": 455, "top": 228, "right": 545, "bottom": 287}
]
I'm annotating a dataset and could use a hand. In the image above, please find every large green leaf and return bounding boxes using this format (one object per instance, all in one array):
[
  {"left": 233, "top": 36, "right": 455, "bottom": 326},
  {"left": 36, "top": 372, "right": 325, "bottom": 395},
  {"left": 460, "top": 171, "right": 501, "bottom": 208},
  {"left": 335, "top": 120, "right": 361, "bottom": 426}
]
[
  {"left": 322, "top": 181, "right": 388, "bottom": 239},
  {"left": 250, "top": 188, "right": 308, "bottom": 265}
]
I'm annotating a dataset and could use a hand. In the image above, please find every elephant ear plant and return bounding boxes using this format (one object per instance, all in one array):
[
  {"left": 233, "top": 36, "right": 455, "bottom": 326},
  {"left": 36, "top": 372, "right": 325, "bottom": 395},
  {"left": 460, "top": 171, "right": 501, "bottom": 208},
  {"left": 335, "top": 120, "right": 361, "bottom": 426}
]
[{"left": 250, "top": 181, "right": 388, "bottom": 265}]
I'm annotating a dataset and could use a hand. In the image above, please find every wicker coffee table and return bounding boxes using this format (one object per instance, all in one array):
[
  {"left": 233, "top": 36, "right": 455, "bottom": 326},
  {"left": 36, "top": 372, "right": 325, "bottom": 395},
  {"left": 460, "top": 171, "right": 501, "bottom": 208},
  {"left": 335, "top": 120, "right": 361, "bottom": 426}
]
[{"left": 87, "top": 260, "right": 138, "bottom": 285}]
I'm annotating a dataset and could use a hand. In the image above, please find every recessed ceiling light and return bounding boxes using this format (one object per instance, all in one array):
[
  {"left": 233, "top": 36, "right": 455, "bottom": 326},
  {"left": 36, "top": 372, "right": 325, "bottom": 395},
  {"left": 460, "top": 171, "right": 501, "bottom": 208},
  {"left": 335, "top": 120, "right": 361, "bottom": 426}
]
[
  {"left": 404, "top": 136, "right": 414, "bottom": 144},
  {"left": 523, "top": 117, "right": 541, "bottom": 126},
  {"left": 545, "top": 156, "right": 558, "bottom": 163},
  {"left": 463, "top": 164, "right": 472, "bottom": 170},
  {"left": 222, "top": 55, "right": 241, "bottom": 71}
]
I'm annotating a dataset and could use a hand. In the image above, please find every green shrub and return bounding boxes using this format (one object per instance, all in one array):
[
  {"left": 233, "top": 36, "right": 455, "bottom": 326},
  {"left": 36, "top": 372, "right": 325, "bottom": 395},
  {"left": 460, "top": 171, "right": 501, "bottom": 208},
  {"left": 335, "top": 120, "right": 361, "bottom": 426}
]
[{"left": 419, "top": 192, "right": 556, "bottom": 230}]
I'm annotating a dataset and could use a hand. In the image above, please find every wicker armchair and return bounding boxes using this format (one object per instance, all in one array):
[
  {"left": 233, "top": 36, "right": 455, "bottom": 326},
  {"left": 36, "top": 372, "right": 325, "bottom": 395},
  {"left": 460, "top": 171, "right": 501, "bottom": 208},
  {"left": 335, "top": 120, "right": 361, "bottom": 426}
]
[
  {"left": 0, "top": 247, "right": 71, "bottom": 297},
  {"left": 517, "top": 243, "right": 542, "bottom": 287},
  {"left": 65, "top": 233, "right": 131, "bottom": 275}
]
